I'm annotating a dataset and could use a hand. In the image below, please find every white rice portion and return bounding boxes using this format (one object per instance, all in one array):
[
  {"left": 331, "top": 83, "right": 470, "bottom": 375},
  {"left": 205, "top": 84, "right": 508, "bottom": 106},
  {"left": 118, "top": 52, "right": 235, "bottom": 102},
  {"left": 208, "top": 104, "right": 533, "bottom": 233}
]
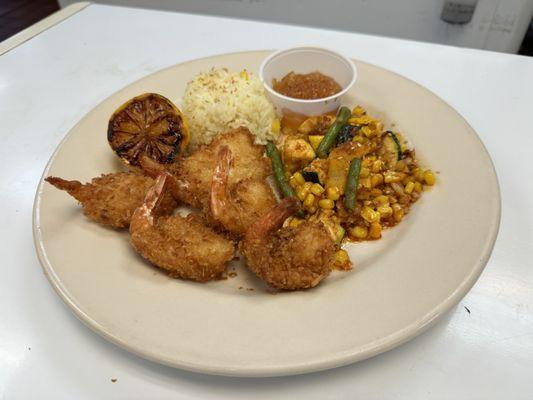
[{"left": 182, "top": 68, "right": 277, "bottom": 148}]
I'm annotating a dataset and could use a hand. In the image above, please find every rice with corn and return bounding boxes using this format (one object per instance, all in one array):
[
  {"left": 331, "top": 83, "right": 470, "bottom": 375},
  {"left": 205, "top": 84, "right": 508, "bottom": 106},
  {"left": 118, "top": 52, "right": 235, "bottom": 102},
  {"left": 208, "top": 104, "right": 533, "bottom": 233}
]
[{"left": 182, "top": 68, "right": 278, "bottom": 149}]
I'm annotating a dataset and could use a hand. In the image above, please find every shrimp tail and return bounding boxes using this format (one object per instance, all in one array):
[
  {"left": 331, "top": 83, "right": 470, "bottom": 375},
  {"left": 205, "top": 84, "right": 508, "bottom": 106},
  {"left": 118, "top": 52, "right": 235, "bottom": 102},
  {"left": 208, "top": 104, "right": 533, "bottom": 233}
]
[
  {"left": 139, "top": 155, "right": 190, "bottom": 203},
  {"left": 139, "top": 155, "right": 167, "bottom": 179},
  {"left": 132, "top": 173, "right": 170, "bottom": 226},
  {"left": 244, "top": 196, "right": 300, "bottom": 243},
  {"left": 45, "top": 176, "right": 85, "bottom": 201},
  {"left": 210, "top": 146, "right": 233, "bottom": 220}
]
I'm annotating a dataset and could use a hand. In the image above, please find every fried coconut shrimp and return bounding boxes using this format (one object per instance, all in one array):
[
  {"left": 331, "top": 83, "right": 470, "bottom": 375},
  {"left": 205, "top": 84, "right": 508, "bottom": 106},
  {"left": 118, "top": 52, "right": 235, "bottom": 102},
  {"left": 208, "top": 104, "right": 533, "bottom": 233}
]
[
  {"left": 209, "top": 146, "right": 277, "bottom": 237},
  {"left": 240, "top": 197, "right": 336, "bottom": 290},
  {"left": 141, "top": 127, "right": 271, "bottom": 210},
  {"left": 130, "top": 173, "right": 235, "bottom": 282},
  {"left": 45, "top": 172, "right": 176, "bottom": 228}
]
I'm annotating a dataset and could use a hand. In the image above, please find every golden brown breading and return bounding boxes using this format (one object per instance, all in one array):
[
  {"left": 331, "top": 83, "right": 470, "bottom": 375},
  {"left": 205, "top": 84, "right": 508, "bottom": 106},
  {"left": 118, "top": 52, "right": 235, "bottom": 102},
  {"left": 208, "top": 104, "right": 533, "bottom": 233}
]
[
  {"left": 168, "top": 127, "right": 271, "bottom": 209},
  {"left": 45, "top": 172, "right": 176, "bottom": 229},
  {"left": 130, "top": 173, "right": 235, "bottom": 282},
  {"left": 240, "top": 197, "right": 335, "bottom": 290},
  {"left": 209, "top": 146, "right": 277, "bottom": 237}
]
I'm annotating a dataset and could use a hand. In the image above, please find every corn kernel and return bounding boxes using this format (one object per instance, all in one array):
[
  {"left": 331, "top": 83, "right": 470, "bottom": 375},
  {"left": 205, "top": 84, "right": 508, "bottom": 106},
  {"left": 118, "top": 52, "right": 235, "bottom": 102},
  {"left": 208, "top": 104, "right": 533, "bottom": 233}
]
[
  {"left": 361, "top": 126, "right": 373, "bottom": 137},
  {"left": 361, "top": 206, "right": 380, "bottom": 223},
  {"left": 271, "top": 118, "right": 280, "bottom": 134},
  {"left": 239, "top": 70, "right": 249, "bottom": 80},
  {"left": 377, "top": 205, "right": 393, "bottom": 218},
  {"left": 424, "top": 170, "right": 436, "bottom": 186},
  {"left": 289, "top": 174, "right": 304, "bottom": 189},
  {"left": 326, "top": 187, "right": 341, "bottom": 201},
  {"left": 303, "top": 193, "right": 316, "bottom": 208},
  {"left": 335, "top": 249, "right": 349, "bottom": 263},
  {"left": 392, "top": 204, "right": 404, "bottom": 222},
  {"left": 352, "top": 135, "right": 366, "bottom": 143},
  {"left": 333, "top": 249, "right": 351, "bottom": 270},
  {"left": 414, "top": 182, "right": 423, "bottom": 192},
  {"left": 395, "top": 160, "right": 407, "bottom": 172},
  {"left": 384, "top": 171, "right": 402, "bottom": 183},
  {"left": 372, "top": 160, "right": 384, "bottom": 173},
  {"left": 374, "top": 195, "right": 389, "bottom": 206},
  {"left": 289, "top": 177, "right": 299, "bottom": 189},
  {"left": 318, "top": 199, "right": 335, "bottom": 209},
  {"left": 404, "top": 181, "right": 415, "bottom": 194},
  {"left": 289, "top": 218, "right": 303, "bottom": 228},
  {"left": 291, "top": 172, "right": 305, "bottom": 186},
  {"left": 296, "top": 182, "right": 312, "bottom": 201},
  {"left": 352, "top": 115, "right": 375, "bottom": 125},
  {"left": 360, "top": 167, "right": 370, "bottom": 178},
  {"left": 352, "top": 106, "right": 365, "bottom": 116},
  {"left": 370, "top": 188, "right": 382, "bottom": 196},
  {"left": 393, "top": 209, "right": 404, "bottom": 222},
  {"left": 310, "top": 183, "right": 325, "bottom": 196},
  {"left": 371, "top": 174, "right": 384, "bottom": 187},
  {"left": 360, "top": 177, "right": 371, "bottom": 189},
  {"left": 307, "top": 206, "right": 317, "bottom": 214},
  {"left": 350, "top": 226, "right": 368, "bottom": 239},
  {"left": 369, "top": 222, "right": 382, "bottom": 239}
]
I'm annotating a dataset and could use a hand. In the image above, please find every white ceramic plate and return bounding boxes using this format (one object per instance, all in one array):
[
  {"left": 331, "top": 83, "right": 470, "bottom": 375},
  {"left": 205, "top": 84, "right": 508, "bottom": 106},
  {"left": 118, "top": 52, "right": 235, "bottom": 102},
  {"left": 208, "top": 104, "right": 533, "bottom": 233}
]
[{"left": 33, "top": 51, "right": 500, "bottom": 377}]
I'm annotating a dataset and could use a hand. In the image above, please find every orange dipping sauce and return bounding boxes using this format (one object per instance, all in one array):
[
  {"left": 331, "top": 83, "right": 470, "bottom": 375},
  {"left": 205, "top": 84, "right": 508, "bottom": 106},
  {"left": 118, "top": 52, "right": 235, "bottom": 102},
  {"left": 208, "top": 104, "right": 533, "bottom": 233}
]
[{"left": 272, "top": 71, "right": 342, "bottom": 100}]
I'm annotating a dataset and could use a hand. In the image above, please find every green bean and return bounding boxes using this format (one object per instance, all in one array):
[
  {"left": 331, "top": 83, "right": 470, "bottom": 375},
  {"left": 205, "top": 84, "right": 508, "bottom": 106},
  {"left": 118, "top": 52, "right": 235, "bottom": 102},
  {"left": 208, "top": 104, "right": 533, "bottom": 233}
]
[
  {"left": 344, "top": 158, "right": 361, "bottom": 211},
  {"left": 316, "top": 106, "right": 352, "bottom": 158},
  {"left": 266, "top": 142, "right": 296, "bottom": 198}
]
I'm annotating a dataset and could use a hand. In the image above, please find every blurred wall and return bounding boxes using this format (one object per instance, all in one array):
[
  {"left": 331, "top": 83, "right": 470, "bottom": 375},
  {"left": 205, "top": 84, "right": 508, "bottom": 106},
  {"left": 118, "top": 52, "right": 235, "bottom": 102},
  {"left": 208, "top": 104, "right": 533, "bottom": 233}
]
[{"left": 59, "top": 0, "right": 533, "bottom": 53}]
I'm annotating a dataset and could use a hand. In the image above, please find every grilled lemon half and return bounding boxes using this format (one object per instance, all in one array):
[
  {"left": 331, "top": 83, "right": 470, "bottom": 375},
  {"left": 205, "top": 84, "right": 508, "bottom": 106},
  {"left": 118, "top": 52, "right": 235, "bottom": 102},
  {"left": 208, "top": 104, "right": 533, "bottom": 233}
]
[{"left": 108, "top": 93, "right": 189, "bottom": 166}]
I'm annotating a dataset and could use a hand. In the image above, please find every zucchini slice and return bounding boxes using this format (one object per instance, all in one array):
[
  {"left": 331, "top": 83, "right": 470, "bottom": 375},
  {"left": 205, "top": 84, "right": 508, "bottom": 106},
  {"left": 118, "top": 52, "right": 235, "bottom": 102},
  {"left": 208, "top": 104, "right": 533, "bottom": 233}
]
[{"left": 384, "top": 131, "right": 402, "bottom": 161}]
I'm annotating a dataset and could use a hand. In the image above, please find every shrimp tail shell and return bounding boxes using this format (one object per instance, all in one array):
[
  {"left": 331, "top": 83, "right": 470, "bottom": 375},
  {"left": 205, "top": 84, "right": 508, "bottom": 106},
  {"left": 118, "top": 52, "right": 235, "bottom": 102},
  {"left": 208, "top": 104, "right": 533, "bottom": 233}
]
[{"left": 244, "top": 196, "right": 300, "bottom": 244}]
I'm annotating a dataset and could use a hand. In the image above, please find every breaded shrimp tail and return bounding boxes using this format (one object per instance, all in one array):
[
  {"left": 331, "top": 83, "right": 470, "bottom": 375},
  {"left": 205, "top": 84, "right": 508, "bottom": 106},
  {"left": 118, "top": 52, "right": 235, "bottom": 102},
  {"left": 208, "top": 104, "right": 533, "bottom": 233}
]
[
  {"left": 175, "top": 127, "right": 272, "bottom": 210},
  {"left": 244, "top": 197, "right": 300, "bottom": 244},
  {"left": 210, "top": 146, "right": 233, "bottom": 220},
  {"left": 138, "top": 155, "right": 168, "bottom": 179},
  {"left": 208, "top": 146, "right": 277, "bottom": 237},
  {"left": 45, "top": 177, "right": 85, "bottom": 202},
  {"left": 130, "top": 173, "right": 235, "bottom": 282},
  {"left": 45, "top": 172, "right": 177, "bottom": 229}
]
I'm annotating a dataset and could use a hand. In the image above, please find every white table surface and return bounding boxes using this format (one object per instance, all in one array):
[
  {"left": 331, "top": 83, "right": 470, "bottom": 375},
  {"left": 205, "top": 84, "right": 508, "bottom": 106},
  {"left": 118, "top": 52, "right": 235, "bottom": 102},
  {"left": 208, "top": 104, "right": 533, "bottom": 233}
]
[{"left": 1, "top": 3, "right": 532, "bottom": 399}]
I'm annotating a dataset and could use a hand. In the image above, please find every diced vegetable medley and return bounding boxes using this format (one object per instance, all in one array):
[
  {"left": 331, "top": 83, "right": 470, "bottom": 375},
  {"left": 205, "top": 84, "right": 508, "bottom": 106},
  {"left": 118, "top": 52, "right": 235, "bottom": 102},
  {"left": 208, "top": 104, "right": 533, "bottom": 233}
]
[{"left": 267, "top": 105, "right": 436, "bottom": 253}]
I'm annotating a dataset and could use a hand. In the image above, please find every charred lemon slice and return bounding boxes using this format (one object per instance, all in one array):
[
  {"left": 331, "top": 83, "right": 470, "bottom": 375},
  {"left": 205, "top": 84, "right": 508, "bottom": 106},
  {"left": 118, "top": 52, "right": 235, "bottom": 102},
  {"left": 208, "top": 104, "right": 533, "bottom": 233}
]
[{"left": 108, "top": 93, "right": 189, "bottom": 166}]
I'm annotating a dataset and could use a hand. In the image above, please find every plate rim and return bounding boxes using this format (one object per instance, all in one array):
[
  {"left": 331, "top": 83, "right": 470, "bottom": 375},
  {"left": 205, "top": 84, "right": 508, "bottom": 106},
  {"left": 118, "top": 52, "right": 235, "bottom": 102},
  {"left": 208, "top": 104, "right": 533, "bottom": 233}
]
[{"left": 32, "top": 49, "right": 501, "bottom": 377}]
